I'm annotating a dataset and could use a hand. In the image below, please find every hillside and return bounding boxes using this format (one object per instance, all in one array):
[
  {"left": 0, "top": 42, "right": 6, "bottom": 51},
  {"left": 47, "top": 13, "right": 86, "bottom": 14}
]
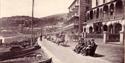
[
  {"left": 0, "top": 13, "right": 68, "bottom": 28},
  {"left": 0, "top": 16, "right": 41, "bottom": 27},
  {"left": 39, "top": 13, "right": 68, "bottom": 26}
]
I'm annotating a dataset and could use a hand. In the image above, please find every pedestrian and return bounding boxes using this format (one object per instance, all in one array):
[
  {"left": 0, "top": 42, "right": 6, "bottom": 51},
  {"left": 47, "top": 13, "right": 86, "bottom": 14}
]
[
  {"left": 85, "top": 40, "right": 92, "bottom": 56},
  {"left": 80, "top": 39, "right": 88, "bottom": 55},
  {"left": 65, "top": 34, "right": 69, "bottom": 45},
  {"left": 74, "top": 37, "right": 85, "bottom": 54},
  {"left": 40, "top": 34, "right": 42, "bottom": 41},
  {"left": 89, "top": 39, "right": 97, "bottom": 56},
  {"left": 59, "top": 34, "right": 65, "bottom": 45}
]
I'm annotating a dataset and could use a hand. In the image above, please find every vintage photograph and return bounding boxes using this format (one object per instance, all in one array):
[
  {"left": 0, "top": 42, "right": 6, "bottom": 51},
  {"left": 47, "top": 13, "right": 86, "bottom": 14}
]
[{"left": 0, "top": 0, "right": 124, "bottom": 63}]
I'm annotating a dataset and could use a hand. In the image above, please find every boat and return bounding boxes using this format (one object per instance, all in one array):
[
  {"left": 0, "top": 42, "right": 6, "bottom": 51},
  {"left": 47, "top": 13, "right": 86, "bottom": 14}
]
[
  {"left": 0, "top": 37, "right": 52, "bottom": 63},
  {"left": 0, "top": 0, "right": 52, "bottom": 62},
  {"left": 0, "top": 38, "right": 41, "bottom": 61}
]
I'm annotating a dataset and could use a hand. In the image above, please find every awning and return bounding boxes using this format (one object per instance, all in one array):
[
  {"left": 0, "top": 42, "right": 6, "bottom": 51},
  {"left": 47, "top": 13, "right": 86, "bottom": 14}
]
[
  {"left": 102, "top": 22, "right": 106, "bottom": 25},
  {"left": 121, "top": 20, "right": 125, "bottom": 25},
  {"left": 106, "top": 21, "right": 112, "bottom": 25},
  {"left": 85, "top": 23, "right": 93, "bottom": 28},
  {"left": 106, "top": 20, "right": 120, "bottom": 25},
  {"left": 86, "top": 25, "right": 91, "bottom": 28},
  {"left": 67, "top": 16, "right": 79, "bottom": 22},
  {"left": 63, "top": 23, "right": 74, "bottom": 31}
]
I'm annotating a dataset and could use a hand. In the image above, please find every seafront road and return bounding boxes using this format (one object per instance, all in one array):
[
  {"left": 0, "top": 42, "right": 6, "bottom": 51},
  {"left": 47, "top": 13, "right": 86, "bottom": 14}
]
[{"left": 38, "top": 38, "right": 114, "bottom": 63}]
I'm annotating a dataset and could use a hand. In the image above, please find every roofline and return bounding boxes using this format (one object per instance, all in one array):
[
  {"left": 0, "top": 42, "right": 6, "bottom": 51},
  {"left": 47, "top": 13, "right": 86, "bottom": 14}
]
[{"left": 68, "top": 0, "right": 77, "bottom": 9}]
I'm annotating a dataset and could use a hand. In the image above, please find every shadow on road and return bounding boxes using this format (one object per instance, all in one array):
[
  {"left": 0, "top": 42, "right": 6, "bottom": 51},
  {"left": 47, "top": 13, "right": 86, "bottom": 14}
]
[
  {"left": 93, "top": 53, "right": 104, "bottom": 57},
  {"left": 61, "top": 44, "right": 70, "bottom": 47}
]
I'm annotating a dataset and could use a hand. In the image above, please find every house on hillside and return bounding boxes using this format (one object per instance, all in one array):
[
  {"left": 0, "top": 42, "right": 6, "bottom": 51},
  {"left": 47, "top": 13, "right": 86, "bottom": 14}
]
[{"left": 0, "top": 30, "right": 28, "bottom": 44}]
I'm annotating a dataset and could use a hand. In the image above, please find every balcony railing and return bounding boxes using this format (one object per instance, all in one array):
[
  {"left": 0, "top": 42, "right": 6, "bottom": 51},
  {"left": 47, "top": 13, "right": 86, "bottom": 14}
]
[
  {"left": 107, "top": 33, "right": 120, "bottom": 42},
  {"left": 63, "top": 23, "right": 75, "bottom": 31},
  {"left": 86, "top": 0, "right": 124, "bottom": 23},
  {"left": 86, "top": 33, "right": 103, "bottom": 38}
]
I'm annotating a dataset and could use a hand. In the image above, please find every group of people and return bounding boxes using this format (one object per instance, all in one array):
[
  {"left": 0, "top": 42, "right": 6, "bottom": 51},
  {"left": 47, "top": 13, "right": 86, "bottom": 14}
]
[
  {"left": 56, "top": 34, "right": 65, "bottom": 45},
  {"left": 42, "top": 33, "right": 97, "bottom": 56},
  {"left": 42, "top": 33, "right": 66, "bottom": 45},
  {"left": 74, "top": 38, "right": 97, "bottom": 56}
]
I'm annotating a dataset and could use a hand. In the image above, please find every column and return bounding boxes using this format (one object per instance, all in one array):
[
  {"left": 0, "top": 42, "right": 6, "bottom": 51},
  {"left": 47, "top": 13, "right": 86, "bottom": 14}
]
[
  {"left": 112, "top": 24, "right": 115, "bottom": 34},
  {"left": 103, "top": 31, "right": 108, "bottom": 43},
  {"left": 83, "top": 32, "right": 87, "bottom": 38},
  {"left": 120, "top": 24, "right": 125, "bottom": 45}
]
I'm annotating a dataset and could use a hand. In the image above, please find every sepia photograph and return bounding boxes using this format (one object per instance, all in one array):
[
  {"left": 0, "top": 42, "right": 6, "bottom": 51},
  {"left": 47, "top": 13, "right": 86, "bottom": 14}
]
[{"left": 0, "top": 0, "right": 124, "bottom": 63}]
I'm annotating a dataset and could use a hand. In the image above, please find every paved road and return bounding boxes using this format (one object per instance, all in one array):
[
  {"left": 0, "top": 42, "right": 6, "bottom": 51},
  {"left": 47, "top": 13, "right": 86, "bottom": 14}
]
[
  {"left": 38, "top": 38, "right": 112, "bottom": 63},
  {"left": 68, "top": 38, "right": 124, "bottom": 63}
]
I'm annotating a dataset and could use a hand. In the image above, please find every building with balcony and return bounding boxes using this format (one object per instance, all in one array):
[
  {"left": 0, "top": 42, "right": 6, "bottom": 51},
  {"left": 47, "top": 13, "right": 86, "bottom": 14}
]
[
  {"left": 67, "top": 0, "right": 92, "bottom": 33},
  {"left": 62, "top": 0, "right": 92, "bottom": 41},
  {"left": 84, "top": 0, "right": 125, "bottom": 44}
]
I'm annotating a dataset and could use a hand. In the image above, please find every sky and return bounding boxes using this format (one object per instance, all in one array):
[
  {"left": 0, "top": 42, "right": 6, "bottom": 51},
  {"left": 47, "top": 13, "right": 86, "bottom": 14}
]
[{"left": 0, "top": 0, "right": 73, "bottom": 18}]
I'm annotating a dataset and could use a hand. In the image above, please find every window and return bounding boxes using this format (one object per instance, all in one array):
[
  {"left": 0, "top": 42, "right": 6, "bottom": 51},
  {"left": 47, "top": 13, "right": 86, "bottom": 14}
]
[
  {"left": 96, "top": 8, "right": 99, "bottom": 18},
  {"left": 86, "top": 0, "right": 89, "bottom": 4},
  {"left": 86, "top": 7, "right": 89, "bottom": 11},
  {"left": 110, "top": 3, "right": 114, "bottom": 15},
  {"left": 96, "top": 0, "right": 99, "bottom": 6},
  {"left": 90, "top": 10, "right": 93, "bottom": 19},
  {"left": 103, "top": 0, "right": 106, "bottom": 3}
]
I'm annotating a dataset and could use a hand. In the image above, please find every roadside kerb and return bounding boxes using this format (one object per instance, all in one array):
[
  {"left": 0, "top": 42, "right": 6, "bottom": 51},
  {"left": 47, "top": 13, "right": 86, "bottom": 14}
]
[{"left": 37, "top": 38, "right": 63, "bottom": 63}]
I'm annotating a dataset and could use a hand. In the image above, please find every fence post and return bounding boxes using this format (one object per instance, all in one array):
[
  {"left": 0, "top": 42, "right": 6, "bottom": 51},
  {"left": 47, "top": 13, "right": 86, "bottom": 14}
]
[{"left": 103, "top": 31, "right": 108, "bottom": 44}]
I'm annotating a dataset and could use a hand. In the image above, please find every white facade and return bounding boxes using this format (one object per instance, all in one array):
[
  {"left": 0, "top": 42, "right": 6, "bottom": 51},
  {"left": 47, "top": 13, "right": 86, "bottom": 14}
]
[{"left": 0, "top": 36, "right": 5, "bottom": 43}]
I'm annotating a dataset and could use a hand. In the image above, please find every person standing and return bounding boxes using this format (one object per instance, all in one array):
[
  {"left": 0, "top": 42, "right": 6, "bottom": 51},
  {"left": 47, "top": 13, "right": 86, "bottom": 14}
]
[
  {"left": 85, "top": 39, "right": 97, "bottom": 56},
  {"left": 40, "top": 33, "right": 42, "bottom": 41},
  {"left": 90, "top": 39, "right": 97, "bottom": 56},
  {"left": 85, "top": 40, "right": 92, "bottom": 56},
  {"left": 65, "top": 34, "right": 69, "bottom": 45}
]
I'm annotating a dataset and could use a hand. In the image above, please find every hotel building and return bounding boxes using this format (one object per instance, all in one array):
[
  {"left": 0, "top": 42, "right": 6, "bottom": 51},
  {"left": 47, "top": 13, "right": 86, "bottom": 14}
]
[
  {"left": 66, "top": 0, "right": 125, "bottom": 44},
  {"left": 85, "top": 0, "right": 125, "bottom": 44},
  {"left": 62, "top": 0, "right": 92, "bottom": 41}
]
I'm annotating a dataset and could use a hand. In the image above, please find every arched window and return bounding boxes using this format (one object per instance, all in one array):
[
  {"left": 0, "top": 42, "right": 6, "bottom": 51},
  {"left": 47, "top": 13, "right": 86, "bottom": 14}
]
[
  {"left": 103, "top": 0, "right": 106, "bottom": 3},
  {"left": 87, "top": 13, "right": 90, "bottom": 20},
  {"left": 90, "top": 10, "right": 93, "bottom": 19},
  {"left": 89, "top": 26, "right": 93, "bottom": 33},
  {"left": 96, "top": 8, "right": 99, "bottom": 18},
  {"left": 110, "top": 3, "right": 114, "bottom": 15},
  {"left": 103, "top": 25, "right": 108, "bottom": 31},
  {"left": 115, "top": 0, "right": 123, "bottom": 13},
  {"left": 109, "top": 24, "right": 113, "bottom": 33},
  {"left": 84, "top": 28, "right": 86, "bottom": 32},
  {"left": 103, "top": 5, "right": 109, "bottom": 14},
  {"left": 114, "top": 23, "right": 122, "bottom": 33},
  {"left": 100, "top": 8, "right": 103, "bottom": 17},
  {"left": 94, "top": 10, "right": 96, "bottom": 18}
]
